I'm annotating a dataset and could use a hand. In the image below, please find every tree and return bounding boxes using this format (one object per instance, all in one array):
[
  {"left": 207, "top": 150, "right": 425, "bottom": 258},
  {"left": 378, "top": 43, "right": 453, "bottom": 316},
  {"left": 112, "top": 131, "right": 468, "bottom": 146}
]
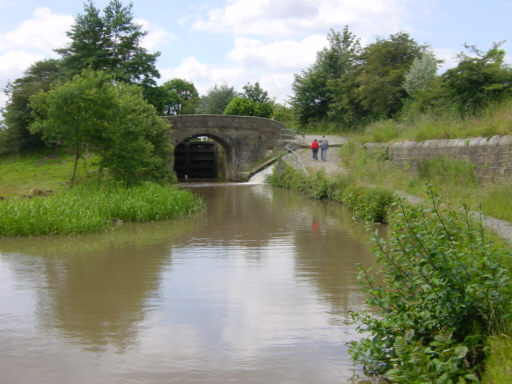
[
  {"left": 291, "top": 26, "right": 361, "bottom": 125},
  {"left": 223, "top": 96, "right": 272, "bottom": 118},
  {"left": 30, "top": 69, "right": 118, "bottom": 183},
  {"left": 30, "top": 69, "right": 171, "bottom": 185},
  {"left": 196, "top": 83, "right": 237, "bottom": 114},
  {"left": 403, "top": 52, "right": 438, "bottom": 96},
  {"left": 442, "top": 43, "right": 512, "bottom": 114},
  {"left": 356, "top": 32, "right": 424, "bottom": 119},
  {"left": 161, "top": 78, "right": 199, "bottom": 115},
  {"left": 2, "top": 59, "right": 62, "bottom": 153},
  {"left": 242, "top": 82, "right": 270, "bottom": 104},
  {"left": 57, "top": 0, "right": 160, "bottom": 88},
  {"left": 96, "top": 83, "right": 172, "bottom": 184}
]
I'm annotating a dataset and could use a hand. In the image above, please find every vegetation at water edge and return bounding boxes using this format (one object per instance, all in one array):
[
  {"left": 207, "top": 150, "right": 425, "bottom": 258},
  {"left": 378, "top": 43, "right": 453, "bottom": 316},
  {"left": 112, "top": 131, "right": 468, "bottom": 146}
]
[
  {"left": 0, "top": 182, "right": 204, "bottom": 236},
  {"left": 350, "top": 192, "right": 512, "bottom": 383}
]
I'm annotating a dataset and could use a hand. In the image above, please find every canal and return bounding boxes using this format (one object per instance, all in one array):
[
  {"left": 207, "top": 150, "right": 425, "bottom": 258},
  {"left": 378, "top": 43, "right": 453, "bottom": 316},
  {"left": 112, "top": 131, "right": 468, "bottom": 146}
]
[{"left": 0, "top": 184, "right": 377, "bottom": 383}]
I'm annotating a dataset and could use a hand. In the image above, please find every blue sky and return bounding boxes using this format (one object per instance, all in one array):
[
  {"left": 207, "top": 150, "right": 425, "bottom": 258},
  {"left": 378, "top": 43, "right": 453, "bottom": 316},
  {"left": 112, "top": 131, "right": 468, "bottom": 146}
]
[{"left": 1, "top": 0, "right": 511, "bottom": 111}]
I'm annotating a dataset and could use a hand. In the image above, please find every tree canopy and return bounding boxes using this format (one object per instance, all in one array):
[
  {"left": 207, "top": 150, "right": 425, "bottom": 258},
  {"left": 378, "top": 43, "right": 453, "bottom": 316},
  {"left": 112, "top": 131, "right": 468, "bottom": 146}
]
[
  {"left": 161, "top": 78, "right": 199, "bottom": 115},
  {"left": 56, "top": 0, "right": 160, "bottom": 87},
  {"left": 196, "top": 84, "right": 237, "bottom": 114},
  {"left": 2, "top": 59, "right": 62, "bottom": 153},
  {"left": 30, "top": 69, "right": 171, "bottom": 185}
]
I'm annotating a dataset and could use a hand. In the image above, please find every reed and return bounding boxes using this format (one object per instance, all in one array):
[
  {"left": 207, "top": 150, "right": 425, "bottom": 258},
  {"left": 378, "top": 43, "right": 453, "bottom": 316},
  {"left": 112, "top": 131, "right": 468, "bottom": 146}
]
[{"left": 0, "top": 182, "right": 203, "bottom": 236}]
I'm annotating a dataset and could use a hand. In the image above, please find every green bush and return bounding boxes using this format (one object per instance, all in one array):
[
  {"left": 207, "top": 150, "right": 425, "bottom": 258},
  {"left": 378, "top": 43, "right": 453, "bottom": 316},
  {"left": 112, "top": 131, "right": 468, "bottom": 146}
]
[
  {"left": 342, "top": 185, "right": 394, "bottom": 223},
  {"left": 270, "top": 163, "right": 394, "bottom": 223},
  {"left": 349, "top": 191, "right": 512, "bottom": 383}
]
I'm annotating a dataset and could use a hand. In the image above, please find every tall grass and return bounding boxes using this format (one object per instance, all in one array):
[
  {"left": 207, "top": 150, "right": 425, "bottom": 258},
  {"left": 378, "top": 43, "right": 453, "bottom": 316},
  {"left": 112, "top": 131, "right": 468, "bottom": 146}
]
[
  {"left": 347, "top": 98, "right": 512, "bottom": 143},
  {"left": 0, "top": 182, "right": 204, "bottom": 236},
  {"left": 339, "top": 142, "right": 512, "bottom": 223}
]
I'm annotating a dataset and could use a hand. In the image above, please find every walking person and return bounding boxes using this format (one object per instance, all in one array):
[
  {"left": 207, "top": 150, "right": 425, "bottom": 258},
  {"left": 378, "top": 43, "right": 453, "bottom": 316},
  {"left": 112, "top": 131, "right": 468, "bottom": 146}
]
[
  {"left": 311, "top": 139, "right": 319, "bottom": 160},
  {"left": 319, "top": 136, "right": 329, "bottom": 161}
]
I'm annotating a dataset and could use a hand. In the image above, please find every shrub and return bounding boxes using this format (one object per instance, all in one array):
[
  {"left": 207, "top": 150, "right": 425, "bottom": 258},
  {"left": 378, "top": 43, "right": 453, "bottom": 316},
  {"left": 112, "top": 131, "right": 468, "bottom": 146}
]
[
  {"left": 342, "top": 185, "right": 394, "bottom": 223},
  {"left": 349, "top": 190, "right": 512, "bottom": 383}
]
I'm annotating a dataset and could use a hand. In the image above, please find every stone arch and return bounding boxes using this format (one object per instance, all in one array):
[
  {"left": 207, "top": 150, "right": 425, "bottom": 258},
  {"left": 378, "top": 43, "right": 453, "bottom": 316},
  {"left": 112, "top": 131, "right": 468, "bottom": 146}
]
[
  {"left": 173, "top": 132, "right": 235, "bottom": 180},
  {"left": 163, "top": 115, "right": 285, "bottom": 181}
]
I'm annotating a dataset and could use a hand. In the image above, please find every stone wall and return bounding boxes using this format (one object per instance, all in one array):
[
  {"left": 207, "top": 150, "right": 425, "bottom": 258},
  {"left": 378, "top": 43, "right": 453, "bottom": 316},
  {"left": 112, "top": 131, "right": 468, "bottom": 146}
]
[{"left": 366, "top": 136, "right": 512, "bottom": 182}]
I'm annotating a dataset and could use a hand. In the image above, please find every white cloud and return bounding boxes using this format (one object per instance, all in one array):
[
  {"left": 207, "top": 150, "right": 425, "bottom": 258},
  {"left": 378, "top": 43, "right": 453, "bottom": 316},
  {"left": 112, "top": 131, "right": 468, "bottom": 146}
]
[
  {"left": 135, "top": 19, "right": 175, "bottom": 50},
  {"left": 0, "top": 50, "right": 45, "bottom": 112},
  {"left": 434, "top": 48, "right": 462, "bottom": 72},
  {"left": 193, "top": 0, "right": 429, "bottom": 39},
  {"left": 226, "top": 35, "right": 326, "bottom": 71},
  {"left": 160, "top": 34, "right": 328, "bottom": 104},
  {"left": 0, "top": 7, "right": 73, "bottom": 53}
]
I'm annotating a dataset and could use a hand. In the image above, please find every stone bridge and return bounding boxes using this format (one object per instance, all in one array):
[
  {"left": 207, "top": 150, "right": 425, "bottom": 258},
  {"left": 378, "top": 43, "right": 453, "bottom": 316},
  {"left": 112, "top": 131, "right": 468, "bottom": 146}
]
[{"left": 162, "top": 115, "right": 288, "bottom": 181}]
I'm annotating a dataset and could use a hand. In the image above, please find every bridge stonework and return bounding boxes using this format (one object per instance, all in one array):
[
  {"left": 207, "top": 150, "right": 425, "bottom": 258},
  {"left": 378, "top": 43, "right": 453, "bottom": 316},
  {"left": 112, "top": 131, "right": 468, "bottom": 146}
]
[{"left": 163, "top": 115, "right": 285, "bottom": 181}]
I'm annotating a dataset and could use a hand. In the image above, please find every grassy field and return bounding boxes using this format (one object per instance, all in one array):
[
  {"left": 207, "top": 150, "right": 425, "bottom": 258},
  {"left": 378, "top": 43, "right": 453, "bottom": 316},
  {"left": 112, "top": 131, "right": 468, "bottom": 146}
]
[{"left": 0, "top": 153, "right": 92, "bottom": 197}]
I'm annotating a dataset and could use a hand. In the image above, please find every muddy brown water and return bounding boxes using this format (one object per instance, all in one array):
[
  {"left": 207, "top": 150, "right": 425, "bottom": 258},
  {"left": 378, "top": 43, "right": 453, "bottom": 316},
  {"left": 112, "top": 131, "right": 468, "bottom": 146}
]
[{"left": 0, "top": 184, "right": 378, "bottom": 383}]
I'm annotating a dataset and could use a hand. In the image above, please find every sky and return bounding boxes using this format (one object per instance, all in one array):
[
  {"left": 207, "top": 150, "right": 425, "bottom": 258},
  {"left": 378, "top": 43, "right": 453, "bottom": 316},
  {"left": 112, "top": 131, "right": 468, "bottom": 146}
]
[{"left": 1, "top": 0, "right": 512, "bottom": 113}]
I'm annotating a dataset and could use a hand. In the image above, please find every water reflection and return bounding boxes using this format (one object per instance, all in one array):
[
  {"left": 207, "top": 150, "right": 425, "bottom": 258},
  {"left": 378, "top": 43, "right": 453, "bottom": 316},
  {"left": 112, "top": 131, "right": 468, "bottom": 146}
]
[
  {"left": 0, "top": 218, "right": 200, "bottom": 350},
  {"left": 0, "top": 184, "right": 377, "bottom": 383}
]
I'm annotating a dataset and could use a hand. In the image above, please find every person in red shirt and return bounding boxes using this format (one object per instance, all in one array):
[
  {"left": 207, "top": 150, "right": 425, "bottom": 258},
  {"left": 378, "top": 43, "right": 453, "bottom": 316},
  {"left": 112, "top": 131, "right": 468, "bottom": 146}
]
[{"left": 311, "top": 139, "right": 319, "bottom": 160}]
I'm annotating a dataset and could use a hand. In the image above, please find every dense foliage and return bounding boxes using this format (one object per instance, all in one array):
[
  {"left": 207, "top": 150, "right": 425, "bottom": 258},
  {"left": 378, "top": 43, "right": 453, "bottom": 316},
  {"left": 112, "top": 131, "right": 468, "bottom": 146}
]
[
  {"left": 0, "top": 182, "right": 203, "bottom": 236},
  {"left": 196, "top": 84, "right": 237, "bottom": 114},
  {"left": 1, "top": 0, "right": 163, "bottom": 156},
  {"left": 161, "top": 78, "right": 199, "bottom": 115},
  {"left": 2, "top": 60, "right": 61, "bottom": 153},
  {"left": 30, "top": 69, "right": 172, "bottom": 185},
  {"left": 350, "top": 192, "right": 512, "bottom": 383},
  {"left": 223, "top": 82, "right": 273, "bottom": 117},
  {"left": 56, "top": 0, "right": 160, "bottom": 87},
  {"left": 269, "top": 163, "right": 394, "bottom": 223},
  {"left": 291, "top": 26, "right": 512, "bottom": 132}
]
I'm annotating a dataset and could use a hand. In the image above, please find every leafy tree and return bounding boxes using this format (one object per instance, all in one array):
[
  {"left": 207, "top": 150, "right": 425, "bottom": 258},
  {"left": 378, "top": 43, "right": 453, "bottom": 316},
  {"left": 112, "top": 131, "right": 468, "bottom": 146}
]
[
  {"left": 442, "top": 43, "right": 512, "bottom": 114},
  {"left": 242, "top": 82, "right": 270, "bottom": 104},
  {"left": 403, "top": 52, "right": 438, "bottom": 96},
  {"left": 223, "top": 96, "right": 272, "bottom": 118},
  {"left": 196, "top": 83, "right": 237, "bottom": 114},
  {"left": 30, "top": 69, "right": 117, "bottom": 183},
  {"left": 30, "top": 69, "right": 171, "bottom": 185},
  {"left": 96, "top": 83, "right": 172, "bottom": 184},
  {"left": 161, "top": 78, "right": 199, "bottom": 115},
  {"left": 2, "top": 59, "right": 62, "bottom": 153},
  {"left": 291, "top": 26, "right": 361, "bottom": 125},
  {"left": 57, "top": 0, "right": 160, "bottom": 88},
  {"left": 356, "top": 32, "right": 424, "bottom": 119}
]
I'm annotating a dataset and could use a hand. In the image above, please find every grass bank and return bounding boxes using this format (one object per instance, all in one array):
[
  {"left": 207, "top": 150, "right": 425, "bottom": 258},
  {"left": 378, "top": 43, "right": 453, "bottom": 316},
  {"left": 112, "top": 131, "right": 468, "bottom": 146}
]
[
  {"left": 0, "top": 182, "right": 204, "bottom": 236},
  {"left": 0, "top": 153, "right": 204, "bottom": 236},
  {"left": 339, "top": 142, "right": 512, "bottom": 223},
  {"left": 344, "top": 99, "right": 512, "bottom": 143},
  {"left": 0, "top": 153, "right": 89, "bottom": 197},
  {"left": 269, "top": 164, "right": 395, "bottom": 224}
]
